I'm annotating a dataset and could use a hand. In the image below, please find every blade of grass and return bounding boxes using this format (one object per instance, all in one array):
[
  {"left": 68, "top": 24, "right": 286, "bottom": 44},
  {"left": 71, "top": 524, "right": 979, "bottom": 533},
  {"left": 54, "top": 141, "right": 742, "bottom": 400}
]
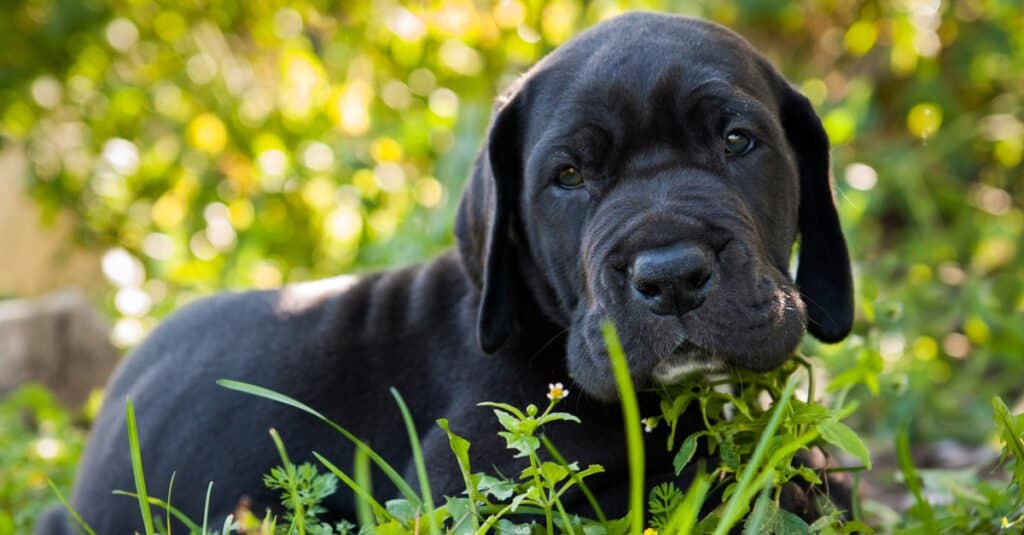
[
  {"left": 111, "top": 491, "right": 204, "bottom": 533},
  {"left": 217, "top": 379, "right": 421, "bottom": 507},
  {"left": 165, "top": 472, "right": 175, "bottom": 535},
  {"left": 351, "top": 448, "right": 377, "bottom": 528},
  {"left": 390, "top": 387, "right": 439, "bottom": 535},
  {"left": 851, "top": 471, "right": 863, "bottom": 523},
  {"left": 600, "top": 321, "right": 645, "bottom": 535},
  {"left": 201, "top": 482, "right": 213, "bottom": 535},
  {"left": 125, "top": 398, "right": 156, "bottom": 535},
  {"left": 313, "top": 451, "right": 392, "bottom": 523},
  {"left": 268, "top": 428, "right": 306, "bottom": 535},
  {"left": 713, "top": 376, "right": 799, "bottom": 535},
  {"left": 46, "top": 479, "right": 98, "bottom": 535}
]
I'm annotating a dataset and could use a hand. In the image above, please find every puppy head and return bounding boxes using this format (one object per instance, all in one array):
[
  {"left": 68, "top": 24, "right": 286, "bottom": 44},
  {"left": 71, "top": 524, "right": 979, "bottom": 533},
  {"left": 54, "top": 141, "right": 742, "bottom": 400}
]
[{"left": 455, "top": 12, "right": 853, "bottom": 400}]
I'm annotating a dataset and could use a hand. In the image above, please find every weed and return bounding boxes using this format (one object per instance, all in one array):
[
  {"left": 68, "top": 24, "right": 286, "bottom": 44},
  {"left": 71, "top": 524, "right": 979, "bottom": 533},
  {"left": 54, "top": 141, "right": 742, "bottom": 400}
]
[{"left": 43, "top": 325, "right": 1024, "bottom": 534}]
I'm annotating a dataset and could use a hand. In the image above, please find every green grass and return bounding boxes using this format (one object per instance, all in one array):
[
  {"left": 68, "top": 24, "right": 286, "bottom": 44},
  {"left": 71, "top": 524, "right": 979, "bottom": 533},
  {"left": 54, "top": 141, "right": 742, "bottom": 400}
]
[{"left": 23, "top": 323, "right": 1024, "bottom": 534}]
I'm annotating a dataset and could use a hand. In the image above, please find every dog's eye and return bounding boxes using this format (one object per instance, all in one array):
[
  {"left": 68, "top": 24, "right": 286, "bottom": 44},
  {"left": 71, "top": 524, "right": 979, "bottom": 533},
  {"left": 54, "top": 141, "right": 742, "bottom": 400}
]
[
  {"left": 556, "top": 167, "right": 585, "bottom": 189},
  {"left": 724, "top": 130, "right": 755, "bottom": 156}
]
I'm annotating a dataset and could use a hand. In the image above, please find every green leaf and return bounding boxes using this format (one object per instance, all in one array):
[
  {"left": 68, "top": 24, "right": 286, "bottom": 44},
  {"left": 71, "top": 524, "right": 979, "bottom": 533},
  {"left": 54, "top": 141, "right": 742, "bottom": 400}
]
[
  {"left": 437, "top": 419, "right": 471, "bottom": 470},
  {"left": 477, "top": 474, "right": 516, "bottom": 501},
  {"left": 819, "top": 419, "right": 872, "bottom": 470},
  {"left": 743, "top": 487, "right": 776, "bottom": 535},
  {"left": 539, "top": 461, "right": 570, "bottom": 486},
  {"left": 791, "top": 465, "right": 822, "bottom": 486},
  {"left": 772, "top": 508, "right": 810, "bottom": 535},
  {"left": 538, "top": 411, "right": 582, "bottom": 425},
  {"left": 498, "top": 431, "right": 540, "bottom": 458},
  {"left": 730, "top": 396, "right": 754, "bottom": 421},
  {"left": 446, "top": 497, "right": 476, "bottom": 535},
  {"left": 662, "top": 393, "right": 694, "bottom": 448},
  {"left": 478, "top": 402, "right": 526, "bottom": 420},
  {"left": 673, "top": 433, "right": 701, "bottom": 475},
  {"left": 992, "top": 396, "right": 1024, "bottom": 486},
  {"left": 492, "top": 409, "right": 522, "bottom": 433},
  {"left": 648, "top": 482, "right": 683, "bottom": 529},
  {"left": 496, "top": 518, "right": 534, "bottom": 534},
  {"left": 720, "top": 436, "right": 741, "bottom": 470},
  {"left": 385, "top": 499, "right": 417, "bottom": 524},
  {"left": 436, "top": 419, "right": 477, "bottom": 530}
]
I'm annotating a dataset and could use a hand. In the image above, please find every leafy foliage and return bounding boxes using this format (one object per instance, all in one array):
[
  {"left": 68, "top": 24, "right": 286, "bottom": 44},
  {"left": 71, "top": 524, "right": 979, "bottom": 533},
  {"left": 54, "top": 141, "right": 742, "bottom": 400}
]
[
  {"left": 36, "top": 351, "right": 1024, "bottom": 534},
  {"left": 0, "top": 385, "right": 87, "bottom": 533},
  {"left": 263, "top": 462, "right": 340, "bottom": 533}
]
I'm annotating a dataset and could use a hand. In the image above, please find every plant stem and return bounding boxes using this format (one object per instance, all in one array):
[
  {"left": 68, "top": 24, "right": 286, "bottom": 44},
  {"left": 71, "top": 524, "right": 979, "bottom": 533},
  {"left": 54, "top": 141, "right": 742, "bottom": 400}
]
[{"left": 712, "top": 376, "right": 799, "bottom": 535}]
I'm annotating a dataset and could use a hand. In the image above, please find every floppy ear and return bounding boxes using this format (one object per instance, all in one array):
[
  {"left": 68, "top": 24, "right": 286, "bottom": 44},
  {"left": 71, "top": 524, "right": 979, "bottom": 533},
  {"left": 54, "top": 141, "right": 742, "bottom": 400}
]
[
  {"left": 780, "top": 88, "right": 854, "bottom": 343},
  {"left": 454, "top": 89, "right": 524, "bottom": 353}
]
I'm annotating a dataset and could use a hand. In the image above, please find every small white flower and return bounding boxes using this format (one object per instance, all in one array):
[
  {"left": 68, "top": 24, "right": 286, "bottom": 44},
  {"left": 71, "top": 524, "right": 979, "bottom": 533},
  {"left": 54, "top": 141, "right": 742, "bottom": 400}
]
[
  {"left": 642, "top": 417, "right": 656, "bottom": 433},
  {"left": 546, "top": 382, "right": 568, "bottom": 401}
]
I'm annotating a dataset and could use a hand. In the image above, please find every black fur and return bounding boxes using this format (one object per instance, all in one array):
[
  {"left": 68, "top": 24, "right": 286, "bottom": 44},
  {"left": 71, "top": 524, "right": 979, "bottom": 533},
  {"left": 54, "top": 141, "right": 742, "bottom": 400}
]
[{"left": 39, "top": 12, "right": 852, "bottom": 533}]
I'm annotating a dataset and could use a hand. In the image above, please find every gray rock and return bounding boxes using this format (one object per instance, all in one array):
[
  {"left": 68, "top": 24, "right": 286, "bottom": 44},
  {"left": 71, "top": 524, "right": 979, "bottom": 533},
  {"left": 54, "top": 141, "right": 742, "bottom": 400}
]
[{"left": 0, "top": 290, "right": 119, "bottom": 407}]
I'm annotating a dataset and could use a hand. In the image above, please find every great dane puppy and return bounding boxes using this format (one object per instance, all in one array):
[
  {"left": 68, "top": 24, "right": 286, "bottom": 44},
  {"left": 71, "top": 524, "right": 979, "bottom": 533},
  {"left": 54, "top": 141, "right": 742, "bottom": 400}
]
[{"left": 39, "top": 11, "right": 852, "bottom": 533}]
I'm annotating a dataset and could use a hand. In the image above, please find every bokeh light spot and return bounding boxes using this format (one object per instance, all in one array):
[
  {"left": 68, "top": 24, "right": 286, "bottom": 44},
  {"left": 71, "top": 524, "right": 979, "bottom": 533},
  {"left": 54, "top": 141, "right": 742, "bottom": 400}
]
[
  {"left": 429, "top": 88, "right": 459, "bottom": 118},
  {"left": 823, "top": 108, "right": 856, "bottom": 144},
  {"left": 102, "top": 248, "right": 145, "bottom": 288},
  {"left": 301, "top": 142, "right": 335, "bottom": 172},
  {"left": 844, "top": 20, "right": 877, "bottom": 56},
  {"left": 33, "top": 438, "right": 62, "bottom": 460},
  {"left": 844, "top": 162, "right": 878, "bottom": 191},
  {"left": 387, "top": 7, "right": 427, "bottom": 42},
  {"left": 102, "top": 138, "right": 140, "bottom": 175},
  {"left": 494, "top": 0, "right": 526, "bottom": 28},
  {"left": 273, "top": 8, "right": 304, "bottom": 39},
  {"left": 907, "top": 103, "right": 943, "bottom": 139},
  {"left": 187, "top": 113, "right": 228, "bottom": 154},
  {"left": 414, "top": 177, "right": 443, "bottom": 207},
  {"left": 105, "top": 18, "right": 139, "bottom": 52},
  {"left": 371, "top": 137, "right": 404, "bottom": 162},
  {"left": 30, "top": 76, "right": 62, "bottom": 109}
]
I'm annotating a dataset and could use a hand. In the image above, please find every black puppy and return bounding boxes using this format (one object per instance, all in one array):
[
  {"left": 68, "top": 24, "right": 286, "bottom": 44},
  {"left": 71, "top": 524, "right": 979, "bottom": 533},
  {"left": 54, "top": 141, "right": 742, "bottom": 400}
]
[{"left": 39, "top": 12, "right": 852, "bottom": 533}]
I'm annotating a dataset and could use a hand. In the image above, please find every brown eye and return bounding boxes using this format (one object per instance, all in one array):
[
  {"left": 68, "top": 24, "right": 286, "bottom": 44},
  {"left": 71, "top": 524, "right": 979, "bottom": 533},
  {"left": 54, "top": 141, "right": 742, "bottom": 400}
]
[
  {"left": 724, "top": 130, "right": 754, "bottom": 156},
  {"left": 556, "top": 167, "right": 584, "bottom": 189}
]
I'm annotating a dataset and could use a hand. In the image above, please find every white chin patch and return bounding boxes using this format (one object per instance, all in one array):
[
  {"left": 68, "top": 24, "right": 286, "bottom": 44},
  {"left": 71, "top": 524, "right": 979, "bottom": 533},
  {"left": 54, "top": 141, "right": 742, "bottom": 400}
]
[{"left": 653, "top": 355, "right": 726, "bottom": 385}]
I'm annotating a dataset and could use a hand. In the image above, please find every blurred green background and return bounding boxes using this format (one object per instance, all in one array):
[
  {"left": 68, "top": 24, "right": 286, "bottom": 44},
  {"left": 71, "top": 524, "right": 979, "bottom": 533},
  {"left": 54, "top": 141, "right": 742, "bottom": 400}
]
[{"left": 1, "top": 0, "right": 1021, "bottom": 531}]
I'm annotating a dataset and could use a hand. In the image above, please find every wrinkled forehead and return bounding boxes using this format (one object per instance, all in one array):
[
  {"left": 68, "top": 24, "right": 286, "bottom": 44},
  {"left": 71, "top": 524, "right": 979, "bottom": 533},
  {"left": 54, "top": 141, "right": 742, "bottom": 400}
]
[{"left": 519, "top": 14, "right": 781, "bottom": 139}]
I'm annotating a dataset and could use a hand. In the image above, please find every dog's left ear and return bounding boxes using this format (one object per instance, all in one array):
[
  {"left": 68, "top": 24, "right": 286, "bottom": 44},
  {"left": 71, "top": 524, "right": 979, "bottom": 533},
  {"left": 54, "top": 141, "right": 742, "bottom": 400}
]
[
  {"left": 454, "top": 87, "right": 525, "bottom": 353},
  {"left": 780, "top": 86, "right": 854, "bottom": 343}
]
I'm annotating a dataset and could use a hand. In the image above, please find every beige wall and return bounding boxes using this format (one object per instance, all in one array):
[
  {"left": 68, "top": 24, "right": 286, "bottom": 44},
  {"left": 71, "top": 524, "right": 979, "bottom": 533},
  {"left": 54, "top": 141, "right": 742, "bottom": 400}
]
[{"left": 0, "top": 146, "right": 103, "bottom": 297}]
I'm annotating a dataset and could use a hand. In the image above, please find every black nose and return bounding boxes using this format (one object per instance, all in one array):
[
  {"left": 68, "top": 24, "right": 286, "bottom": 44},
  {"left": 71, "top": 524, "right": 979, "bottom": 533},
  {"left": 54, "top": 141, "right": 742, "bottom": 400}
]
[{"left": 630, "top": 243, "right": 713, "bottom": 316}]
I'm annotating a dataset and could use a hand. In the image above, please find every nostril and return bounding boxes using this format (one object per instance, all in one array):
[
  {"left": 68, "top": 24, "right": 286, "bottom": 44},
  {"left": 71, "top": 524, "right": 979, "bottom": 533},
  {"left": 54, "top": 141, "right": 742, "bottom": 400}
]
[
  {"left": 634, "top": 281, "right": 660, "bottom": 298},
  {"left": 686, "top": 268, "right": 711, "bottom": 290}
]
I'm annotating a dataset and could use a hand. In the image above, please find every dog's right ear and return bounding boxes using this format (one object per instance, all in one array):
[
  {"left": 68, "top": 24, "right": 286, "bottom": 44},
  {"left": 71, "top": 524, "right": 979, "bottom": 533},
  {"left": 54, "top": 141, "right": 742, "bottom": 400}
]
[{"left": 455, "top": 86, "right": 525, "bottom": 354}]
